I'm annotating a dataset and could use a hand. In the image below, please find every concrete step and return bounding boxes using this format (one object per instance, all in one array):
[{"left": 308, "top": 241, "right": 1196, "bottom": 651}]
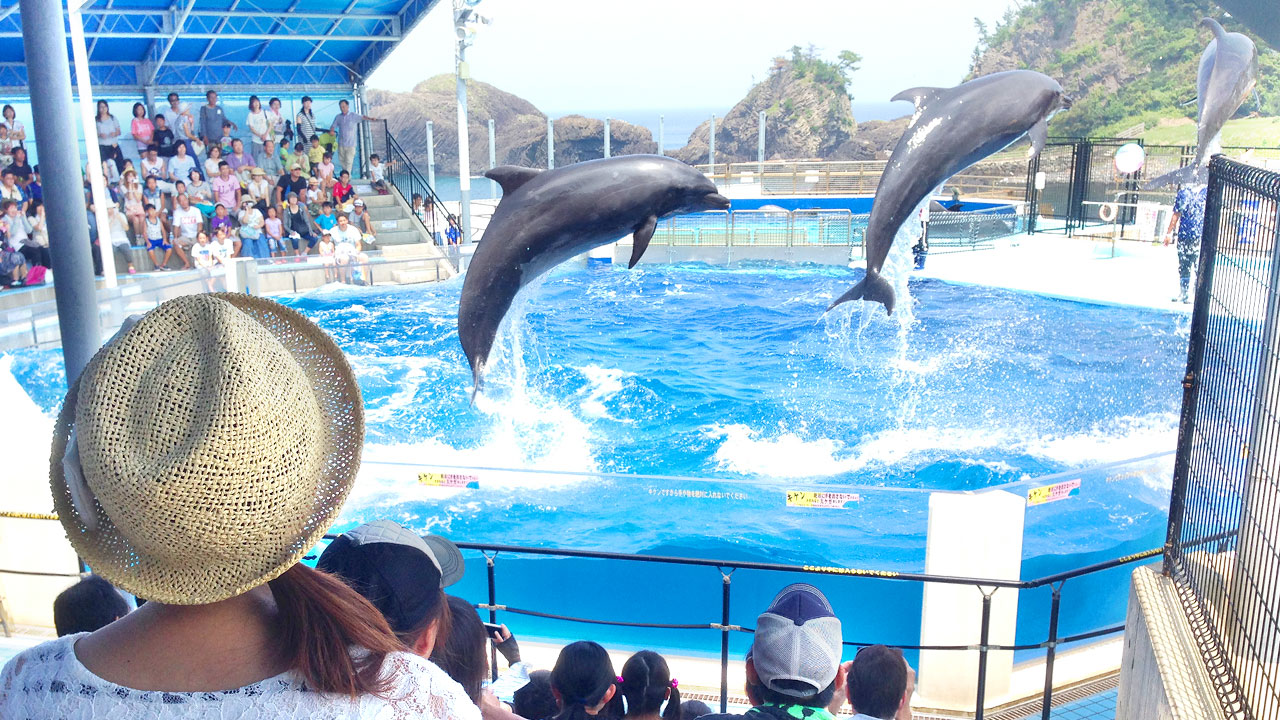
[
  {"left": 379, "top": 242, "right": 445, "bottom": 260},
  {"left": 390, "top": 267, "right": 448, "bottom": 285},
  {"left": 371, "top": 229, "right": 426, "bottom": 246},
  {"left": 365, "top": 216, "right": 416, "bottom": 232},
  {"left": 357, "top": 193, "right": 398, "bottom": 208}
]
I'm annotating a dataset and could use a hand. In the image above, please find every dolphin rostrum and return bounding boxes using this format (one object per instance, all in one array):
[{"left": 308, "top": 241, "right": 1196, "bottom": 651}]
[
  {"left": 828, "top": 70, "right": 1071, "bottom": 315},
  {"left": 1145, "top": 18, "right": 1258, "bottom": 190},
  {"left": 458, "top": 155, "right": 730, "bottom": 395}
]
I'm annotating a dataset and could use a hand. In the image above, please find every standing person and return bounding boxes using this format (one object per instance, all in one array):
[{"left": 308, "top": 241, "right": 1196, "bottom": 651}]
[
  {"left": 246, "top": 95, "right": 271, "bottom": 167},
  {"left": 171, "top": 193, "right": 203, "bottom": 269},
  {"left": 1, "top": 198, "right": 34, "bottom": 277},
  {"left": 0, "top": 293, "right": 486, "bottom": 720},
  {"left": 264, "top": 205, "right": 287, "bottom": 261},
  {"left": 697, "top": 584, "right": 852, "bottom": 720},
  {"left": 330, "top": 213, "right": 367, "bottom": 283},
  {"left": 142, "top": 202, "right": 173, "bottom": 270},
  {"left": 549, "top": 642, "right": 624, "bottom": 720},
  {"left": 191, "top": 230, "right": 219, "bottom": 290},
  {"left": 130, "top": 102, "right": 154, "bottom": 159},
  {"left": 0, "top": 205, "right": 27, "bottom": 287},
  {"left": 5, "top": 147, "right": 33, "bottom": 189},
  {"left": 162, "top": 92, "right": 196, "bottom": 158},
  {"left": 152, "top": 114, "right": 178, "bottom": 158},
  {"left": 104, "top": 204, "right": 137, "bottom": 275},
  {"left": 266, "top": 97, "right": 286, "bottom": 145},
  {"left": 199, "top": 89, "right": 236, "bottom": 148},
  {"left": 23, "top": 199, "right": 51, "bottom": 269},
  {"left": 618, "top": 651, "right": 680, "bottom": 720},
  {"left": 1165, "top": 183, "right": 1209, "bottom": 303},
  {"left": 847, "top": 646, "right": 913, "bottom": 720},
  {"left": 2, "top": 104, "right": 25, "bottom": 148},
  {"left": 95, "top": 100, "right": 125, "bottom": 173},
  {"left": 327, "top": 99, "right": 378, "bottom": 177},
  {"left": 296, "top": 95, "right": 320, "bottom": 146}
]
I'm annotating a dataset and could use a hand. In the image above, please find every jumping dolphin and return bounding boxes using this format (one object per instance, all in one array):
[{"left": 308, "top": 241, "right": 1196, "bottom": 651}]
[
  {"left": 1145, "top": 19, "right": 1258, "bottom": 190},
  {"left": 458, "top": 155, "right": 730, "bottom": 395},
  {"left": 829, "top": 70, "right": 1071, "bottom": 315}
]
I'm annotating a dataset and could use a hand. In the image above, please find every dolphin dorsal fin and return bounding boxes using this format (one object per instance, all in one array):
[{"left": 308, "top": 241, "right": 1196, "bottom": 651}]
[
  {"left": 1200, "top": 17, "right": 1227, "bottom": 41},
  {"left": 891, "top": 86, "right": 946, "bottom": 113},
  {"left": 485, "top": 165, "right": 543, "bottom": 195}
]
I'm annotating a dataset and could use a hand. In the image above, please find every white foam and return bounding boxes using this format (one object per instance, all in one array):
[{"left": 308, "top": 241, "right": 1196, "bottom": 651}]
[{"left": 576, "top": 365, "right": 634, "bottom": 419}]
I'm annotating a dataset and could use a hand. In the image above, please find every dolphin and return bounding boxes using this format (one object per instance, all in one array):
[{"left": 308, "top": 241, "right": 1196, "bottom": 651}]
[
  {"left": 458, "top": 155, "right": 729, "bottom": 395},
  {"left": 1212, "top": 0, "right": 1277, "bottom": 50},
  {"left": 829, "top": 70, "right": 1071, "bottom": 315},
  {"left": 1145, "top": 18, "right": 1258, "bottom": 190}
]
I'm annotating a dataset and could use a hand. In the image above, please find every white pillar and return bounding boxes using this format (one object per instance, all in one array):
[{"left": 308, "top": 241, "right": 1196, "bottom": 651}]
[
  {"left": 69, "top": 7, "right": 116, "bottom": 286},
  {"left": 917, "top": 490, "right": 1025, "bottom": 712}
]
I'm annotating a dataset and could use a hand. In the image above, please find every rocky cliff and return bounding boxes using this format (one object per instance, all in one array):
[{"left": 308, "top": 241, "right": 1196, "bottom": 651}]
[
  {"left": 971, "top": 0, "right": 1280, "bottom": 136},
  {"left": 367, "top": 76, "right": 655, "bottom": 175}
]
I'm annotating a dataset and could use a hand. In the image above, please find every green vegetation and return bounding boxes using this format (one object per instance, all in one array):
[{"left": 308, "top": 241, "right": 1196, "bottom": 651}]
[
  {"left": 784, "top": 45, "right": 863, "bottom": 98},
  {"left": 975, "top": 0, "right": 1279, "bottom": 137},
  {"left": 1140, "top": 116, "right": 1280, "bottom": 146}
]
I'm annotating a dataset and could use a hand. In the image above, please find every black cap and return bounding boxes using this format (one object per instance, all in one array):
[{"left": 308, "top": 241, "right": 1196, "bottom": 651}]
[{"left": 316, "top": 519, "right": 463, "bottom": 634}]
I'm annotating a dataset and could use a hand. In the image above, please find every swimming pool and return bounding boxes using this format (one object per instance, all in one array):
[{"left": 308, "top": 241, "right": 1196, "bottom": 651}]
[{"left": 3, "top": 261, "right": 1188, "bottom": 658}]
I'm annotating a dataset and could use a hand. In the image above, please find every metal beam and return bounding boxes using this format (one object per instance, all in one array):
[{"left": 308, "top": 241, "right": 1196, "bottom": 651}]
[
  {"left": 355, "top": 0, "right": 437, "bottom": 79},
  {"left": 86, "top": 8, "right": 397, "bottom": 21},
  {"left": 249, "top": 0, "right": 303, "bottom": 64},
  {"left": 147, "top": 0, "right": 199, "bottom": 85},
  {"left": 0, "top": 31, "right": 400, "bottom": 41},
  {"left": 196, "top": 0, "right": 239, "bottom": 63},
  {"left": 85, "top": 0, "right": 112, "bottom": 58},
  {"left": 303, "top": 0, "right": 361, "bottom": 64}
]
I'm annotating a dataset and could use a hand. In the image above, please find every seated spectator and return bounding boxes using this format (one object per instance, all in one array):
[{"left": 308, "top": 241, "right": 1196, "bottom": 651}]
[
  {"left": 432, "top": 595, "right": 489, "bottom": 703},
  {"left": 186, "top": 168, "right": 215, "bottom": 216},
  {"left": 848, "top": 646, "right": 912, "bottom": 720},
  {"left": 247, "top": 167, "right": 272, "bottom": 213},
  {"left": 139, "top": 144, "right": 165, "bottom": 182},
  {"left": 550, "top": 641, "right": 623, "bottom": 720},
  {"left": 351, "top": 198, "right": 376, "bottom": 245},
  {"left": 515, "top": 670, "right": 560, "bottom": 720},
  {"left": 290, "top": 141, "right": 311, "bottom": 175},
  {"left": 210, "top": 202, "right": 234, "bottom": 238},
  {"left": 276, "top": 164, "right": 308, "bottom": 206},
  {"left": 330, "top": 212, "right": 369, "bottom": 284},
  {"left": 120, "top": 170, "right": 146, "bottom": 239},
  {"left": 369, "top": 153, "right": 390, "bottom": 194},
  {"left": 317, "top": 519, "right": 464, "bottom": 657},
  {"left": 204, "top": 144, "right": 224, "bottom": 181},
  {"left": 680, "top": 701, "right": 713, "bottom": 720},
  {"left": 0, "top": 125, "right": 12, "bottom": 168},
  {"left": 306, "top": 176, "right": 324, "bottom": 214},
  {"left": 152, "top": 114, "right": 177, "bottom": 158},
  {"left": 333, "top": 169, "right": 355, "bottom": 209},
  {"left": 316, "top": 151, "right": 336, "bottom": 190},
  {"left": 5, "top": 147, "right": 32, "bottom": 188},
  {"left": 315, "top": 200, "right": 337, "bottom": 234},
  {"left": 142, "top": 202, "right": 173, "bottom": 270},
  {"left": 226, "top": 138, "right": 253, "bottom": 179},
  {"left": 26, "top": 165, "right": 40, "bottom": 203},
  {"left": 619, "top": 651, "right": 680, "bottom": 720},
  {"left": 171, "top": 193, "right": 202, "bottom": 269},
  {"left": 53, "top": 575, "right": 130, "bottom": 637},
  {"left": 0, "top": 199, "right": 29, "bottom": 286},
  {"left": 260, "top": 138, "right": 284, "bottom": 181},
  {"left": 214, "top": 223, "right": 239, "bottom": 258},
  {"left": 167, "top": 142, "right": 197, "bottom": 187},
  {"left": 308, "top": 135, "right": 325, "bottom": 167},
  {"left": 142, "top": 175, "right": 166, "bottom": 215},
  {"left": 698, "top": 585, "right": 850, "bottom": 720},
  {"left": 0, "top": 169, "right": 24, "bottom": 212},
  {"left": 23, "top": 199, "right": 49, "bottom": 270},
  {"left": 0, "top": 294, "right": 481, "bottom": 719},
  {"left": 237, "top": 197, "right": 267, "bottom": 259},
  {"left": 212, "top": 161, "right": 240, "bottom": 210},
  {"left": 191, "top": 230, "right": 220, "bottom": 291},
  {"left": 104, "top": 204, "right": 136, "bottom": 274},
  {"left": 284, "top": 192, "right": 319, "bottom": 258}
]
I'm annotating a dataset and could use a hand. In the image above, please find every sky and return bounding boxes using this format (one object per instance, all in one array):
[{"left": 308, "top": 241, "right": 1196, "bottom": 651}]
[{"left": 367, "top": 0, "right": 1022, "bottom": 115}]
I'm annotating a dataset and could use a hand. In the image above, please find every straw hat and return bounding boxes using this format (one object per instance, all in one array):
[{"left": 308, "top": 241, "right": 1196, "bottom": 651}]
[{"left": 49, "top": 294, "right": 363, "bottom": 605}]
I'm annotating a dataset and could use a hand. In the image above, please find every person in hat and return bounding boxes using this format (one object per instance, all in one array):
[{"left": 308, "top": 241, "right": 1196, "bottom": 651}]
[
  {"left": 306, "top": 174, "right": 325, "bottom": 215},
  {"left": 276, "top": 162, "right": 308, "bottom": 206},
  {"left": 847, "top": 646, "right": 913, "bottom": 720},
  {"left": 246, "top": 166, "right": 272, "bottom": 215},
  {"left": 317, "top": 519, "right": 464, "bottom": 655},
  {"left": 351, "top": 197, "right": 377, "bottom": 246},
  {"left": 699, "top": 584, "right": 852, "bottom": 720},
  {"left": 0, "top": 295, "right": 483, "bottom": 719}
]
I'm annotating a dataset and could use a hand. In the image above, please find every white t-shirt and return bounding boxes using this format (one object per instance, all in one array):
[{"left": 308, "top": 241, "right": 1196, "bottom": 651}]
[
  {"left": 172, "top": 205, "right": 203, "bottom": 240},
  {"left": 192, "top": 241, "right": 216, "bottom": 268},
  {"left": 247, "top": 109, "right": 270, "bottom": 144},
  {"left": 0, "top": 634, "right": 482, "bottom": 720},
  {"left": 169, "top": 155, "right": 196, "bottom": 182},
  {"left": 369, "top": 163, "right": 385, "bottom": 182},
  {"left": 141, "top": 156, "right": 166, "bottom": 180}
]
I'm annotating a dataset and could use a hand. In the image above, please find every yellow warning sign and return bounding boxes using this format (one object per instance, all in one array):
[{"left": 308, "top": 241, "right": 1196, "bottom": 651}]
[{"left": 786, "top": 491, "right": 861, "bottom": 509}]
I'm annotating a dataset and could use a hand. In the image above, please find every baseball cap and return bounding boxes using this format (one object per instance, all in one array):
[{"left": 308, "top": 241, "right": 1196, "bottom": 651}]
[
  {"left": 291, "top": 163, "right": 302, "bottom": 171},
  {"left": 353, "top": 198, "right": 364, "bottom": 206},
  {"left": 750, "top": 584, "right": 843, "bottom": 698},
  {"left": 316, "top": 519, "right": 464, "bottom": 634}
]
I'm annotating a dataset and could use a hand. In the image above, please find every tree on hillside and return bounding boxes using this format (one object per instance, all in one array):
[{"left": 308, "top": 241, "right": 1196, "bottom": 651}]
[{"left": 783, "top": 45, "right": 862, "bottom": 98}]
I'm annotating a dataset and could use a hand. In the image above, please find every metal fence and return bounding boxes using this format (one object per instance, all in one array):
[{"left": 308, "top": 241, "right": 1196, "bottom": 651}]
[{"left": 1166, "top": 156, "right": 1280, "bottom": 720}]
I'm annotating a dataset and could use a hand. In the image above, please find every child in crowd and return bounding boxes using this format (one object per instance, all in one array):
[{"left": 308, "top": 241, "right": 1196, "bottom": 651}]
[
  {"left": 618, "top": 651, "right": 680, "bottom": 720},
  {"left": 305, "top": 177, "right": 324, "bottom": 215},
  {"left": 142, "top": 202, "right": 172, "bottom": 271},
  {"left": 332, "top": 170, "right": 355, "bottom": 209},
  {"left": 307, "top": 135, "right": 325, "bottom": 167},
  {"left": 317, "top": 230, "right": 336, "bottom": 282},
  {"left": 191, "top": 230, "right": 219, "bottom": 291},
  {"left": 214, "top": 224, "right": 239, "bottom": 258},
  {"left": 218, "top": 121, "right": 234, "bottom": 156},
  {"left": 121, "top": 170, "right": 146, "bottom": 239},
  {"left": 316, "top": 151, "right": 336, "bottom": 193},
  {"left": 264, "top": 205, "right": 286, "bottom": 261},
  {"left": 314, "top": 201, "right": 337, "bottom": 234},
  {"left": 550, "top": 642, "right": 623, "bottom": 720},
  {"left": 142, "top": 175, "right": 166, "bottom": 215},
  {"left": 369, "top": 153, "right": 389, "bottom": 195},
  {"left": 210, "top": 203, "right": 233, "bottom": 238},
  {"left": 290, "top": 141, "right": 311, "bottom": 175}
]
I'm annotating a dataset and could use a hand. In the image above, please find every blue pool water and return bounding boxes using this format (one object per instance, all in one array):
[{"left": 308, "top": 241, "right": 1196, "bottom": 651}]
[{"left": 3, "top": 262, "right": 1188, "bottom": 660}]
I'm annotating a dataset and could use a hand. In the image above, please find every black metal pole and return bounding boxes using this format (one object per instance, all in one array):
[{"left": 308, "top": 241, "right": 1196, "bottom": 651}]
[
  {"left": 975, "top": 591, "right": 993, "bottom": 720},
  {"left": 487, "top": 553, "right": 499, "bottom": 682},
  {"left": 720, "top": 570, "right": 731, "bottom": 714},
  {"left": 1040, "top": 584, "right": 1063, "bottom": 720}
]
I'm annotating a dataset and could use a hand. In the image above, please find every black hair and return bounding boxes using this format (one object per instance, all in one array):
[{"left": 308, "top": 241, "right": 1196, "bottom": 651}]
[
  {"left": 249, "top": 94, "right": 261, "bottom": 111},
  {"left": 144, "top": 203, "right": 156, "bottom": 212},
  {"left": 206, "top": 89, "right": 217, "bottom": 99},
  {"left": 748, "top": 678, "right": 837, "bottom": 709},
  {"left": 146, "top": 144, "right": 159, "bottom": 153},
  {"left": 680, "top": 700, "right": 712, "bottom": 720},
  {"left": 295, "top": 142, "right": 305, "bottom": 151},
  {"left": 619, "top": 651, "right": 680, "bottom": 720},
  {"left": 167, "top": 92, "right": 178, "bottom": 102},
  {"left": 430, "top": 595, "right": 487, "bottom": 703},
  {"left": 53, "top": 575, "right": 129, "bottom": 637},
  {"left": 153, "top": 113, "right": 165, "bottom": 122},
  {"left": 516, "top": 669, "right": 560, "bottom": 720},
  {"left": 26, "top": 198, "right": 41, "bottom": 217},
  {"left": 849, "top": 645, "right": 906, "bottom": 720},
  {"left": 132, "top": 102, "right": 146, "bottom": 118},
  {"left": 370, "top": 153, "right": 380, "bottom": 161},
  {"left": 1, "top": 199, "right": 15, "bottom": 213},
  {"left": 218, "top": 160, "right": 229, "bottom": 169},
  {"left": 269, "top": 97, "right": 281, "bottom": 107},
  {"left": 2, "top": 104, "right": 13, "bottom": 118},
  {"left": 551, "top": 641, "right": 624, "bottom": 720}
]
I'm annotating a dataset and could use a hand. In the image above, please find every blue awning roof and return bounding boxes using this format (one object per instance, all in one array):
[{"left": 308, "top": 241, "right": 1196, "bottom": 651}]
[{"left": 0, "top": 0, "right": 441, "bottom": 93}]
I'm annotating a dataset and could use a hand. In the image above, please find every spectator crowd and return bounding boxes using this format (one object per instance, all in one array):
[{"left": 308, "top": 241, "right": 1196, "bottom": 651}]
[
  {"left": 0, "top": 91, "right": 455, "bottom": 290},
  {"left": 0, "top": 293, "right": 916, "bottom": 719}
]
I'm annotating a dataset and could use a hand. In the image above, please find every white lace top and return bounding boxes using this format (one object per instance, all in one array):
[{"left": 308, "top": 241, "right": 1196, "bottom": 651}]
[{"left": 0, "top": 634, "right": 482, "bottom": 720}]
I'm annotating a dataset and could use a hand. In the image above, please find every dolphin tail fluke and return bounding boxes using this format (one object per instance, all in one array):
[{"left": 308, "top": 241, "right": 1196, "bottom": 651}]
[
  {"left": 827, "top": 270, "right": 896, "bottom": 315},
  {"left": 1144, "top": 164, "right": 1207, "bottom": 190},
  {"left": 469, "top": 364, "right": 484, "bottom": 405}
]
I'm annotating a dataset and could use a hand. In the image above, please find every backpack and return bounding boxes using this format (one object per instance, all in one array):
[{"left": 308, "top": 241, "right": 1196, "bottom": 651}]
[{"left": 25, "top": 264, "right": 46, "bottom": 284}]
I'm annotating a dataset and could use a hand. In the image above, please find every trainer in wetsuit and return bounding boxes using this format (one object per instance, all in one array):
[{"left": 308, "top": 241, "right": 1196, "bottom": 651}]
[{"left": 1165, "top": 184, "right": 1208, "bottom": 303}]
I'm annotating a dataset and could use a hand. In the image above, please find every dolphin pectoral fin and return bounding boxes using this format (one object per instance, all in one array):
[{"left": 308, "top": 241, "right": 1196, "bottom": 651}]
[
  {"left": 1028, "top": 119, "right": 1049, "bottom": 159},
  {"left": 485, "top": 165, "right": 543, "bottom": 195},
  {"left": 891, "top": 86, "right": 946, "bottom": 112},
  {"left": 470, "top": 364, "right": 484, "bottom": 405},
  {"left": 629, "top": 215, "right": 658, "bottom": 269},
  {"left": 827, "top": 270, "right": 896, "bottom": 315}
]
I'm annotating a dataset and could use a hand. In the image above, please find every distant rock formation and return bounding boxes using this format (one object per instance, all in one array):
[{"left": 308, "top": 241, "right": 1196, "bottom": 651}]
[{"left": 367, "top": 76, "right": 655, "bottom": 175}]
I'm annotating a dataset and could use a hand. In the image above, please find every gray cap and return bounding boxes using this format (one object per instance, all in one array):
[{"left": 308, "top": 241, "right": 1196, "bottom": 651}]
[
  {"left": 421, "top": 533, "right": 464, "bottom": 586},
  {"left": 751, "top": 584, "right": 843, "bottom": 697}
]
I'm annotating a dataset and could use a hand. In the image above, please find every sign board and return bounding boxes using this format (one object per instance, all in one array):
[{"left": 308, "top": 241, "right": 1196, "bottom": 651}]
[
  {"left": 418, "top": 472, "right": 480, "bottom": 489},
  {"left": 786, "top": 490, "right": 861, "bottom": 509},
  {"left": 1027, "top": 479, "right": 1081, "bottom": 507}
]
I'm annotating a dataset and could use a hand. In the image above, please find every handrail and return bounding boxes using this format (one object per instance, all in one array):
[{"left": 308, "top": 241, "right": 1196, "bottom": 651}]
[{"left": 381, "top": 120, "right": 461, "bottom": 239}]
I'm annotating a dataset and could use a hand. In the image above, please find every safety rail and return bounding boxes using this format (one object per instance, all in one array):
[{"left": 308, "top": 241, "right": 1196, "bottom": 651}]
[{"left": 380, "top": 120, "right": 461, "bottom": 246}]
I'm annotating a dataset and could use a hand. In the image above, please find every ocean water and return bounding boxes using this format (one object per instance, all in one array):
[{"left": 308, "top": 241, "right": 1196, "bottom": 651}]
[{"left": 1, "top": 261, "right": 1187, "bottom": 658}]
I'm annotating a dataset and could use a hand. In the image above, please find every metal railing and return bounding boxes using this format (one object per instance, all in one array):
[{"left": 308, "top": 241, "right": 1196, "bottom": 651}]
[
  {"left": 1166, "top": 156, "right": 1280, "bottom": 720},
  {"left": 379, "top": 120, "right": 461, "bottom": 247}
]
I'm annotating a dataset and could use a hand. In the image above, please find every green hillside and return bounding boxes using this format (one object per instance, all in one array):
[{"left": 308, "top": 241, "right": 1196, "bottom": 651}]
[
  {"left": 971, "top": 0, "right": 1279, "bottom": 138},
  {"left": 1140, "top": 116, "right": 1280, "bottom": 146}
]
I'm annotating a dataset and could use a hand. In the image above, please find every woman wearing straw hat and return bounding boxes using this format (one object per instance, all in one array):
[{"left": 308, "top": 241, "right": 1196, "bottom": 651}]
[{"left": 0, "top": 294, "right": 481, "bottom": 720}]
